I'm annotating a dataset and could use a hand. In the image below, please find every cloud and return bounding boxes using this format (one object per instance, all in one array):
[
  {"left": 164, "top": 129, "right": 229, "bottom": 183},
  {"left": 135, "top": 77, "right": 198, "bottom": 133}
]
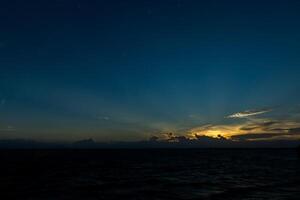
[
  {"left": 289, "top": 127, "right": 300, "bottom": 134},
  {"left": 231, "top": 130, "right": 300, "bottom": 141},
  {"left": 149, "top": 116, "right": 300, "bottom": 146},
  {"left": 188, "top": 114, "right": 203, "bottom": 121},
  {"left": 0, "top": 126, "right": 16, "bottom": 132},
  {"left": 239, "top": 121, "right": 277, "bottom": 131},
  {"left": 231, "top": 133, "right": 282, "bottom": 140},
  {"left": 0, "top": 99, "right": 5, "bottom": 106},
  {"left": 227, "top": 108, "right": 272, "bottom": 118},
  {"left": 97, "top": 116, "right": 110, "bottom": 121},
  {"left": 186, "top": 118, "right": 300, "bottom": 141},
  {"left": 148, "top": 132, "right": 192, "bottom": 143},
  {"left": 188, "top": 124, "right": 242, "bottom": 139},
  {"left": 102, "top": 116, "right": 110, "bottom": 121},
  {"left": 149, "top": 136, "right": 159, "bottom": 141}
]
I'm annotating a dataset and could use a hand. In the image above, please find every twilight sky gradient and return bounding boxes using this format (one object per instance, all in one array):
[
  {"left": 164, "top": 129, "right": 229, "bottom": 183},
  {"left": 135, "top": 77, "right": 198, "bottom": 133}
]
[{"left": 1, "top": 0, "right": 300, "bottom": 142}]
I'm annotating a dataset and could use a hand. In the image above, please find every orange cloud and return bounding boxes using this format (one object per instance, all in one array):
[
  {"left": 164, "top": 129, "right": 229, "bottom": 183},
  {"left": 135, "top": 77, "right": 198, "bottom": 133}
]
[{"left": 187, "top": 119, "right": 300, "bottom": 141}]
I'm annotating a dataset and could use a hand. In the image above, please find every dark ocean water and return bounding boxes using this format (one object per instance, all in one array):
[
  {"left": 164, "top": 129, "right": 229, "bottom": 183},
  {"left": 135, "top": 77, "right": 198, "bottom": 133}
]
[{"left": 0, "top": 149, "right": 299, "bottom": 200}]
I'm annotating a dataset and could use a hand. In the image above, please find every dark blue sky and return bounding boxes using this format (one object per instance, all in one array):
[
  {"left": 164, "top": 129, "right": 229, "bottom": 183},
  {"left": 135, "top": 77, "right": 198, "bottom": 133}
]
[{"left": 1, "top": 0, "right": 300, "bottom": 141}]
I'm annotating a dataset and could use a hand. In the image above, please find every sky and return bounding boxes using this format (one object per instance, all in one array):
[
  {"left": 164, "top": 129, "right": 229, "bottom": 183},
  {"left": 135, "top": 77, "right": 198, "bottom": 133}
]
[{"left": 1, "top": 0, "right": 300, "bottom": 143}]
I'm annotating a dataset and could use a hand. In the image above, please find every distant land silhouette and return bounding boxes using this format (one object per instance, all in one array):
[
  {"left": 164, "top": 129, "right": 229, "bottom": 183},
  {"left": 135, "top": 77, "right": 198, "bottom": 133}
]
[{"left": 0, "top": 137, "right": 299, "bottom": 149}]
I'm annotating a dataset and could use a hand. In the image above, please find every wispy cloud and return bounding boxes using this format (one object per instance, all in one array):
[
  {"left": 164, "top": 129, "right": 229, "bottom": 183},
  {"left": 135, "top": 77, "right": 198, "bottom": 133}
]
[
  {"left": 0, "top": 126, "right": 16, "bottom": 132},
  {"left": 0, "top": 99, "right": 5, "bottom": 106},
  {"left": 101, "top": 116, "right": 110, "bottom": 121},
  {"left": 96, "top": 116, "right": 111, "bottom": 121},
  {"left": 227, "top": 108, "right": 272, "bottom": 118}
]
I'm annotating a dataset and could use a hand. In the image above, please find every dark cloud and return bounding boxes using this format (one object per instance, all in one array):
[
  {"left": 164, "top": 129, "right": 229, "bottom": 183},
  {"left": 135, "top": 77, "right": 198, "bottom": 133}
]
[
  {"left": 289, "top": 128, "right": 300, "bottom": 134},
  {"left": 143, "top": 133, "right": 300, "bottom": 148},
  {"left": 231, "top": 133, "right": 280, "bottom": 140},
  {"left": 162, "top": 133, "right": 191, "bottom": 142},
  {"left": 172, "top": 136, "right": 190, "bottom": 142},
  {"left": 240, "top": 121, "right": 277, "bottom": 131},
  {"left": 195, "top": 134, "right": 226, "bottom": 141},
  {"left": 232, "top": 127, "right": 300, "bottom": 141},
  {"left": 149, "top": 136, "right": 159, "bottom": 141},
  {"left": 239, "top": 126, "right": 259, "bottom": 131}
]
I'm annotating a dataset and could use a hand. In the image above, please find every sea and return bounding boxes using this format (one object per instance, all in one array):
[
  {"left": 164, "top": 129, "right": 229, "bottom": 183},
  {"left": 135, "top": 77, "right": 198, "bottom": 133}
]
[{"left": 0, "top": 149, "right": 299, "bottom": 199}]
